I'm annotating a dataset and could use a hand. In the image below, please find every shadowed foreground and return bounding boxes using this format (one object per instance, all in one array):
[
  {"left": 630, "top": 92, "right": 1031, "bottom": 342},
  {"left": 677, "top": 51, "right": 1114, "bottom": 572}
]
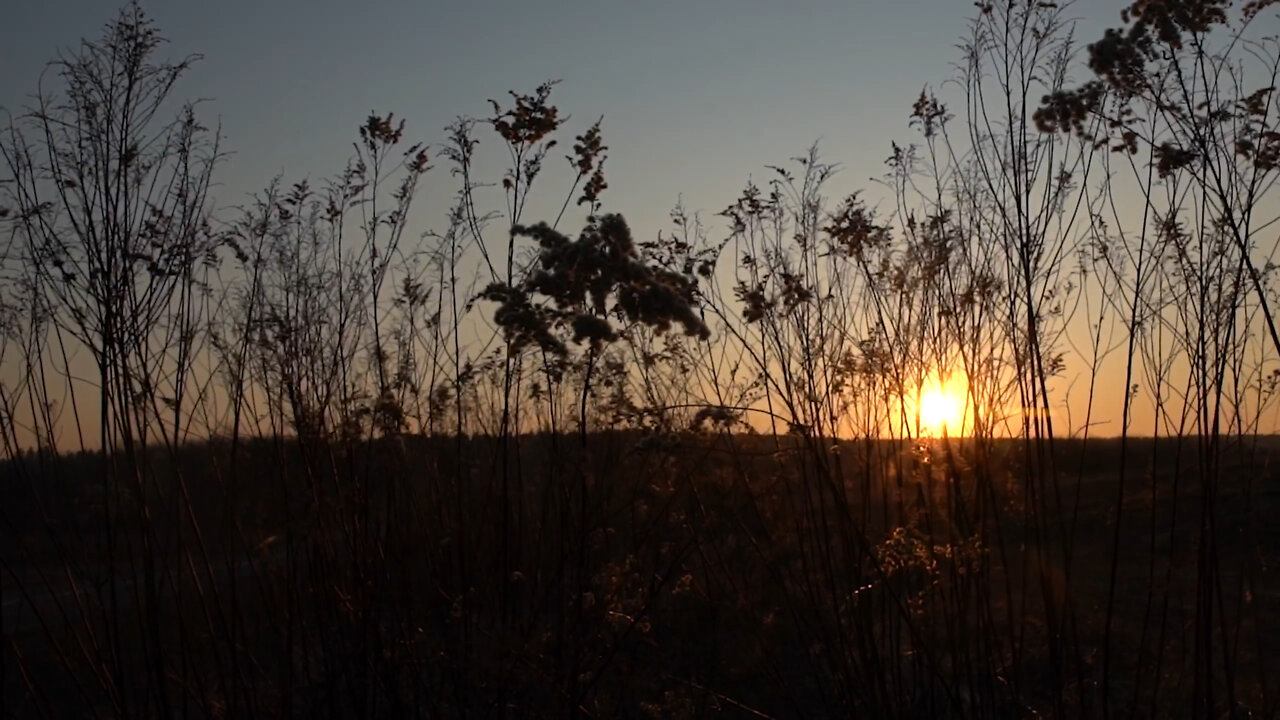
[{"left": 4, "top": 433, "right": 1277, "bottom": 717}]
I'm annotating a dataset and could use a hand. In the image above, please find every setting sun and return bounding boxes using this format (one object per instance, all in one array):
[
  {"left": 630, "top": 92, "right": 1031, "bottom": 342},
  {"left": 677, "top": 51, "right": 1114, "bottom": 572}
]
[{"left": 912, "top": 374, "right": 969, "bottom": 436}]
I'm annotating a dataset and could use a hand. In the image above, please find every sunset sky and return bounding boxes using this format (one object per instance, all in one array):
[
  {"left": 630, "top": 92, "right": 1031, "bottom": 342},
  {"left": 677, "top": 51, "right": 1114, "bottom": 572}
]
[{"left": 4, "top": 0, "right": 1266, "bottom": 440}]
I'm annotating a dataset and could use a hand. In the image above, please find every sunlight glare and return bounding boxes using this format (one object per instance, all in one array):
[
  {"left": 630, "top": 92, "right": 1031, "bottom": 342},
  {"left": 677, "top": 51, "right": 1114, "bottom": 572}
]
[{"left": 914, "top": 374, "right": 968, "bottom": 437}]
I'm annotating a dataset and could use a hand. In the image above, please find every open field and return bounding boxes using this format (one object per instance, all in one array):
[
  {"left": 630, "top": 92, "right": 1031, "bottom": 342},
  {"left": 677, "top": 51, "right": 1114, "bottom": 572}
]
[{"left": 4, "top": 433, "right": 1278, "bottom": 717}]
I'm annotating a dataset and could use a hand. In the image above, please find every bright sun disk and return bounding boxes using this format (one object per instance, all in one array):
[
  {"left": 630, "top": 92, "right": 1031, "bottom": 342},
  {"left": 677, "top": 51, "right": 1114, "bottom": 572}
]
[{"left": 914, "top": 375, "right": 967, "bottom": 436}]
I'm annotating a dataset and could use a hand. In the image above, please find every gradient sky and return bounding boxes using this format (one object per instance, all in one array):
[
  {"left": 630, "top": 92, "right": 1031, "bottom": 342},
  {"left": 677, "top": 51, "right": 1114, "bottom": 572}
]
[
  {"left": 9, "top": 0, "right": 1226, "bottom": 441},
  {"left": 2, "top": 0, "right": 1117, "bottom": 236}
]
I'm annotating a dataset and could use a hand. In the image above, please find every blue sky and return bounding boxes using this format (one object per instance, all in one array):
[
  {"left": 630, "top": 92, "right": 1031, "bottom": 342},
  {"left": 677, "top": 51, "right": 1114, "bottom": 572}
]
[{"left": 1, "top": 0, "right": 1116, "bottom": 237}]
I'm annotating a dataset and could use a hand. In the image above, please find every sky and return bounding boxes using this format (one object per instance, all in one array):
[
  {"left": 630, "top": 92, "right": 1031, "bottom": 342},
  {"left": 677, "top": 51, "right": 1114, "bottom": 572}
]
[
  {"left": 2, "top": 0, "right": 1114, "bottom": 237},
  {"left": 11, "top": 0, "right": 1269, "bottom": 442}
]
